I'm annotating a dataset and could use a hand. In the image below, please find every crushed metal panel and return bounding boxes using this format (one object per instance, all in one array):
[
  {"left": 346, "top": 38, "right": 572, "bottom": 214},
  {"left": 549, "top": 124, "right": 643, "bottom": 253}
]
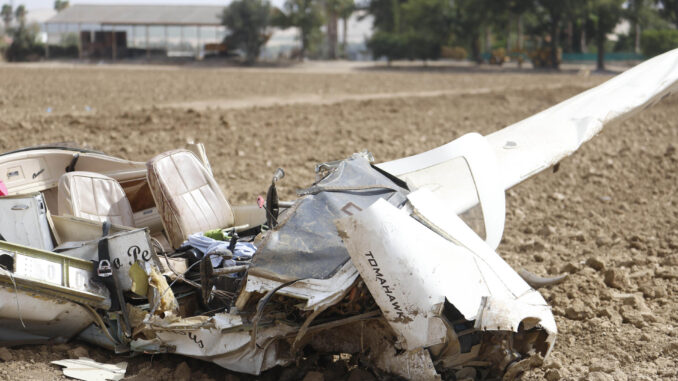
[
  {"left": 406, "top": 189, "right": 556, "bottom": 337},
  {"left": 135, "top": 312, "right": 297, "bottom": 375},
  {"left": 0, "top": 240, "right": 108, "bottom": 345},
  {"left": 248, "top": 154, "right": 408, "bottom": 281},
  {"left": 241, "top": 260, "right": 359, "bottom": 311},
  {"left": 336, "top": 198, "right": 476, "bottom": 350},
  {"left": 0, "top": 193, "right": 54, "bottom": 250},
  {"left": 0, "top": 286, "right": 96, "bottom": 345},
  {"left": 377, "top": 133, "right": 505, "bottom": 249},
  {"left": 0, "top": 240, "right": 110, "bottom": 307},
  {"left": 335, "top": 193, "right": 556, "bottom": 355}
]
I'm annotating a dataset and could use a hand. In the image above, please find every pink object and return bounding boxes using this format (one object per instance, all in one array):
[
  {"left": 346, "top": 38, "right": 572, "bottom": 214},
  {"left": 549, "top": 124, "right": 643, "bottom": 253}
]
[
  {"left": 0, "top": 180, "right": 7, "bottom": 196},
  {"left": 257, "top": 195, "right": 265, "bottom": 208}
]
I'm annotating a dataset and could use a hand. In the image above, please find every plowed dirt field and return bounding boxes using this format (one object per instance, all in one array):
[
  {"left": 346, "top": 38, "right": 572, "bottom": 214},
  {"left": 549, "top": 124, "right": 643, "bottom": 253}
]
[{"left": 0, "top": 62, "right": 676, "bottom": 381}]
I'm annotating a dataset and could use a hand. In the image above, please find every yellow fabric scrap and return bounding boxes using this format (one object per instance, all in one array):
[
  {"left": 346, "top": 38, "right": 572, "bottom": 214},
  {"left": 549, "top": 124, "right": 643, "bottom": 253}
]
[
  {"left": 128, "top": 262, "right": 149, "bottom": 296},
  {"left": 148, "top": 267, "right": 178, "bottom": 315}
]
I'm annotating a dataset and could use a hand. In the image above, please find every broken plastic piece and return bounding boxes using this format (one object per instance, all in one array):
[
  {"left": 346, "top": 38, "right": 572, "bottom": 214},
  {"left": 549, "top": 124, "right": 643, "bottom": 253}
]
[{"left": 51, "top": 357, "right": 127, "bottom": 381}]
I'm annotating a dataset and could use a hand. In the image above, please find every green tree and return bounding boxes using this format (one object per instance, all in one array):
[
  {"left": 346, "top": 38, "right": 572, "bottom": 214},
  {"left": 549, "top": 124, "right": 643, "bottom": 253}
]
[
  {"left": 222, "top": 0, "right": 272, "bottom": 65},
  {"left": 656, "top": 0, "right": 678, "bottom": 27},
  {"left": 401, "top": 0, "right": 450, "bottom": 61},
  {"left": 54, "top": 0, "right": 69, "bottom": 12},
  {"left": 368, "top": 0, "right": 450, "bottom": 63},
  {"left": 506, "top": 0, "right": 534, "bottom": 51},
  {"left": 532, "top": 0, "right": 586, "bottom": 68},
  {"left": 626, "top": 0, "right": 644, "bottom": 53},
  {"left": 367, "top": 0, "right": 404, "bottom": 35},
  {"left": 14, "top": 5, "right": 26, "bottom": 28},
  {"left": 6, "top": 21, "right": 44, "bottom": 61},
  {"left": 641, "top": 28, "right": 678, "bottom": 56},
  {"left": 1, "top": 4, "right": 12, "bottom": 34},
  {"left": 589, "top": 0, "right": 625, "bottom": 71},
  {"left": 449, "top": 0, "right": 488, "bottom": 63},
  {"left": 273, "top": 0, "right": 324, "bottom": 58}
]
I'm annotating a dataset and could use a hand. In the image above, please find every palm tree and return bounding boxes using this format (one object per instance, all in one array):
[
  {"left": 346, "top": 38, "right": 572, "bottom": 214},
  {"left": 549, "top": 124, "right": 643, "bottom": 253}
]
[
  {"left": 54, "top": 0, "right": 70, "bottom": 12},
  {"left": 1, "top": 4, "right": 12, "bottom": 34},
  {"left": 15, "top": 5, "right": 27, "bottom": 28}
]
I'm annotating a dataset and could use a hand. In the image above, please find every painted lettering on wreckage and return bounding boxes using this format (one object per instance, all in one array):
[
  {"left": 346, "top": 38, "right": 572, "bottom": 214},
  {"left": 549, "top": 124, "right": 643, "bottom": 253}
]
[{"left": 364, "top": 251, "right": 406, "bottom": 320}]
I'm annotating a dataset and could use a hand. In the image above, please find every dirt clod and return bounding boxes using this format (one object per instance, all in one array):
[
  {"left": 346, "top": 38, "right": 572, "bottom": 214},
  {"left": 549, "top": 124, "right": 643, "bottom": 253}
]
[
  {"left": 172, "top": 361, "right": 191, "bottom": 381},
  {"left": 0, "top": 347, "right": 13, "bottom": 362},
  {"left": 604, "top": 269, "right": 630, "bottom": 289},
  {"left": 544, "top": 369, "right": 561, "bottom": 381},
  {"left": 66, "top": 346, "right": 89, "bottom": 359},
  {"left": 586, "top": 257, "right": 606, "bottom": 271},
  {"left": 587, "top": 371, "right": 614, "bottom": 381},
  {"left": 565, "top": 299, "right": 592, "bottom": 320}
]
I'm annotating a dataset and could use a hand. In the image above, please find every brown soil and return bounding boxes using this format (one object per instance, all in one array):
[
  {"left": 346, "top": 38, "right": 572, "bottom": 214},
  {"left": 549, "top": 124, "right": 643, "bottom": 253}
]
[{"left": 0, "top": 62, "right": 676, "bottom": 381}]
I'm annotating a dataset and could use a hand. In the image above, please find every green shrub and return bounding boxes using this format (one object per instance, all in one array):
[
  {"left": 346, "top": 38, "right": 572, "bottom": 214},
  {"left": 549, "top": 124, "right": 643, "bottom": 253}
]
[
  {"left": 641, "top": 29, "right": 678, "bottom": 57},
  {"left": 367, "top": 31, "right": 408, "bottom": 61},
  {"left": 5, "top": 24, "right": 44, "bottom": 62},
  {"left": 47, "top": 44, "right": 79, "bottom": 58}
]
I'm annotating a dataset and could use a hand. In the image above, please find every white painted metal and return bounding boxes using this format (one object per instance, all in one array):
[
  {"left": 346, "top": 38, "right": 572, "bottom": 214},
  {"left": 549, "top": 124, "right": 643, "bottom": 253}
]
[
  {"left": 51, "top": 358, "right": 127, "bottom": 381},
  {"left": 377, "top": 132, "right": 505, "bottom": 249},
  {"left": 378, "top": 48, "right": 678, "bottom": 237},
  {"left": 0, "top": 285, "right": 94, "bottom": 344},
  {"left": 488, "top": 48, "right": 678, "bottom": 191},
  {"left": 137, "top": 312, "right": 296, "bottom": 375},
  {"left": 335, "top": 191, "right": 555, "bottom": 352},
  {"left": 243, "top": 261, "right": 359, "bottom": 311},
  {"left": 0, "top": 193, "right": 53, "bottom": 250},
  {"left": 61, "top": 229, "right": 157, "bottom": 293}
]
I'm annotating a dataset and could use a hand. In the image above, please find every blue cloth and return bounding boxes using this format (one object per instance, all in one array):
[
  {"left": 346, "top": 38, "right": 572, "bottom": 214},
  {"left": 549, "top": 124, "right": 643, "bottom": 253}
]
[{"left": 184, "top": 233, "right": 256, "bottom": 268}]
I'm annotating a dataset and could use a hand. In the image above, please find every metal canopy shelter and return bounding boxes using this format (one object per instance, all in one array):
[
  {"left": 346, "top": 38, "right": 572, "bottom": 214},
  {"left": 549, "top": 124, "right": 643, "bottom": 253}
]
[{"left": 45, "top": 4, "right": 225, "bottom": 60}]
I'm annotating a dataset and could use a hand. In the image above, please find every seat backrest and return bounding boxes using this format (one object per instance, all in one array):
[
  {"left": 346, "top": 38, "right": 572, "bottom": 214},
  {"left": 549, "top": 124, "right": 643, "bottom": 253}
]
[
  {"left": 58, "top": 171, "right": 135, "bottom": 227},
  {"left": 146, "top": 149, "right": 234, "bottom": 249}
]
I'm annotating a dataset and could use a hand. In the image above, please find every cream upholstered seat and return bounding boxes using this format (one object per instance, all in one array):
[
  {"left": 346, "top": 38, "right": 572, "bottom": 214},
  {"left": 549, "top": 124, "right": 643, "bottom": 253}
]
[
  {"left": 146, "top": 149, "right": 235, "bottom": 249},
  {"left": 58, "top": 171, "right": 135, "bottom": 227}
]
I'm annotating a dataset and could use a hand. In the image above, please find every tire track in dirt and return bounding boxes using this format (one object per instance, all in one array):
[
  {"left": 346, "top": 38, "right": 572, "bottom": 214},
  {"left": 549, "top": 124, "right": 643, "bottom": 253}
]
[{"left": 161, "top": 83, "right": 588, "bottom": 111}]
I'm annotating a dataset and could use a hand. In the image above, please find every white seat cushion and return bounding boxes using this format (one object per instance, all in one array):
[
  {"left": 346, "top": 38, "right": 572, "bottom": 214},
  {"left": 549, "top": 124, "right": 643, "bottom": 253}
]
[
  {"left": 146, "top": 149, "right": 234, "bottom": 249},
  {"left": 58, "top": 171, "right": 135, "bottom": 227}
]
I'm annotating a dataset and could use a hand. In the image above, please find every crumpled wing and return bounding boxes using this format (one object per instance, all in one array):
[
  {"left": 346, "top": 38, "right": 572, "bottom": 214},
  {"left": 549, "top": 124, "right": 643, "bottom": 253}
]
[{"left": 487, "top": 48, "right": 678, "bottom": 190}]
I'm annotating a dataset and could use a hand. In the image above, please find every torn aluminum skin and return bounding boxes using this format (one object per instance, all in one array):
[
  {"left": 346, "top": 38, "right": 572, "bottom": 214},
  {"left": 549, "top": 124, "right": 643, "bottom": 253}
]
[{"left": 336, "top": 193, "right": 556, "bottom": 378}]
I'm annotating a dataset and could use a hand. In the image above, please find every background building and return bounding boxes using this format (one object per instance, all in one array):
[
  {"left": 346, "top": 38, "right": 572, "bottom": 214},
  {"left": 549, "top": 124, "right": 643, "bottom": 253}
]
[{"left": 45, "top": 4, "right": 226, "bottom": 59}]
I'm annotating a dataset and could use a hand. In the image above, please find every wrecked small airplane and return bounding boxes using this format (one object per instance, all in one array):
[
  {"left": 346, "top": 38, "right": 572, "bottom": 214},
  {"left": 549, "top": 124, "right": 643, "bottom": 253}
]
[{"left": 1, "top": 49, "right": 677, "bottom": 380}]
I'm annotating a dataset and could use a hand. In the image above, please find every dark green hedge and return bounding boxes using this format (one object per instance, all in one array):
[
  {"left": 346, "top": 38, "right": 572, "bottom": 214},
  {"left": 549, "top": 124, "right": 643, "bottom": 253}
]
[{"left": 641, "top": 29, "right": 678, "bottom": 57}]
